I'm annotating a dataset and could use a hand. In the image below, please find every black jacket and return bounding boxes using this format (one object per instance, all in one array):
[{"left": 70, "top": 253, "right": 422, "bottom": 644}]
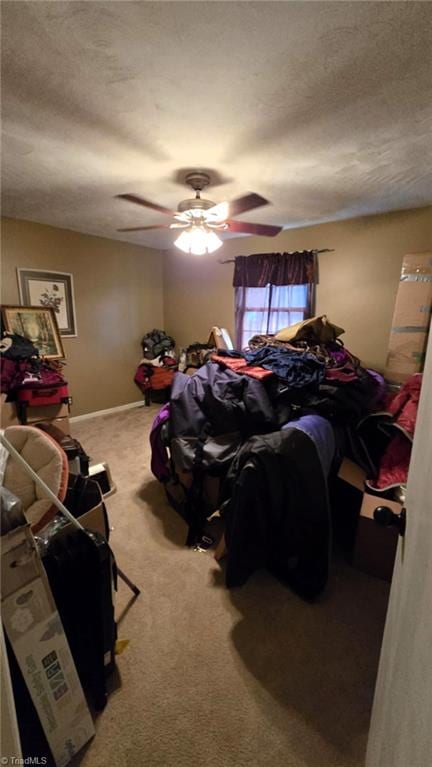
[{"left": 220, "top": 428, "right": 331, "bottom": 599}]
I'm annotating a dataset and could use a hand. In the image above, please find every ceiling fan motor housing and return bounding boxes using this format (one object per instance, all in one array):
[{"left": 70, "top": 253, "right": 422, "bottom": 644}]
[
  {"left": 184, "top": 171, "right": 211, "bottom": 192},
  {"left": 177, "top": 171, "right": 215, "bottom": 212},
  {"left": 177, "top": 197, "right": 215, "bottom": 212}
]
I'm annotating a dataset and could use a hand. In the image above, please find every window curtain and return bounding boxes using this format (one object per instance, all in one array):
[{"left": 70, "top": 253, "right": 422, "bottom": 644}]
[
  {"left": 232, "top": 250, "right": 317, "bottom": 288},
  {"left": 235, "top": 284, "right": 313, "bottom": 349},
  {"left": 233, "top": 251, "right": 317, "bottom": 347}
]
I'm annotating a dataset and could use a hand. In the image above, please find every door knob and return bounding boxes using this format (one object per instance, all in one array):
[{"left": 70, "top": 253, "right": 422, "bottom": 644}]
[{"left": 373, "top": 506, "right": 406, "bottom": 537}]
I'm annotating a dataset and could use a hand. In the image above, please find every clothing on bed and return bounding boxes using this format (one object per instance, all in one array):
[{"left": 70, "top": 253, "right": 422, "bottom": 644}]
[
  {"left": 220, "top": 428, "right": 331, "bottom": 598},
  {"left": 210, "top": 353, "right": 273, "bottom": 380},
  {"left": 281, "top": 414, "right": 335, "bottom": 476},
  {"left": 244, "top": 346, "right": 326, "bottom": 387},
  {"left": 149, "top": 315, "right": 388, "bottom": 593},
  {"left": 169, "top": 363, "right": 277, "bottom": 472}
]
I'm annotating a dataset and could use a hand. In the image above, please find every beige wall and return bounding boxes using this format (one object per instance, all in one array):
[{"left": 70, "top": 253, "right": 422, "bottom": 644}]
[
  {"left": 164, "top": 206, "right": 432, "bottom": 371},
  {"left": 1, "top": 218, "right": 164, "bottom": 415},
  {"left": 2, "top": 207, "right": 431, "bottom": 417}
]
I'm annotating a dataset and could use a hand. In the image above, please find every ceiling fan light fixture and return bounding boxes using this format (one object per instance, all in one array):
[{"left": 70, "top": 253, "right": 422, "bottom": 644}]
[
  {"left": 205, "top": 200, "right": 229, "bottom": 222},
  {"left": 174, "top": 226, "right": 222, "bottom": 256}
]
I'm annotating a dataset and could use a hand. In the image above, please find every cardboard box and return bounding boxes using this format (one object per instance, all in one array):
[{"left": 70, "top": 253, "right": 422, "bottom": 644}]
[
  {"left": 56, "top": 503, "right": 109, "bottom": 540},
  {"left": 1, "top": 524, "right": 94, "bottom": 766},
  {"left": 353, "top": 493, "right": 401, "bottom": 581},
  {"left": 337, "top": 457, "right": 366, "bottom": 492},
  {"left": 25, "top": 402, "right": 70, "bottom": 422},
  {"left": 0, "top": 398, "right": 70, "bottom": 434},
  {"left": 385, "top": 251, "right": 432, "bottom": 382},
  {"left": 1, "top": 396, "right": 19, "bottom": 429},
  {"left": 1, "top": 399, "right": 69, "bottom": 424},
  {"left": 335, "top": 459, "right": 400, "bottom": 580},
  {"left": 88, "top": 462, "right": 116, "bottom": 498},
  {"left": 44, "top": 416, "right": 70, "bottom": 436}
]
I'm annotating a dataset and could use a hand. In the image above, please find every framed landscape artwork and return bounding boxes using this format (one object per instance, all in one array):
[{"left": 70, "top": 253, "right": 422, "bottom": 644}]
[
  {"left": 17, "top": 268, "right": 77, "bottom": 337},
  {"left": 1, "top": 305, "right": 65, "bottom": 360}
]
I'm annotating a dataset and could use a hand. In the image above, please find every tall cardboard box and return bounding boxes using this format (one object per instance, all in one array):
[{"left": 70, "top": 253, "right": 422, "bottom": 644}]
[
  {"left": 336, "top": 459, "right": 399, "bottom": 581},
  {"left": 353, "top": 492, "right": 400, "bottom": 582},
  {"left": 385, "top": 251, "right": 432, "bottom": 383},
  {"left": 1, "top": 523, "right": 95, "bottom": 766}
]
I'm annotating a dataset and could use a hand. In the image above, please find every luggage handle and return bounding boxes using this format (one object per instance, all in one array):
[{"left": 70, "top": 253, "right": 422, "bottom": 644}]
[{"left": 0, "top": 432, "right": 85, "bottom": 532}]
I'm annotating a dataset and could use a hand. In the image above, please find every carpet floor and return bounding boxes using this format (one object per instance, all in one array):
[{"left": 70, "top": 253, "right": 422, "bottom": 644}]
[{"left": 71, "top": 405, "right": 389, "bottom": 767}]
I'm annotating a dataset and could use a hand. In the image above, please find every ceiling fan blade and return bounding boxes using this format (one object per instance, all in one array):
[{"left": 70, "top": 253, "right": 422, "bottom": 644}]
[
  {"left": 204, "top": 201, "right": 229, "bottom": 222},
  {"left": 116, "top": 193, "right": 176, "bottom": 217},
  {"left": 226, "top": 220, "right": 283, "bottom": 237},
  {"left": 227, "top": 193, "right": 269, "bottom": 217},
  {"left": 117, "top": 224, "right": 171, "bottom": 232}
]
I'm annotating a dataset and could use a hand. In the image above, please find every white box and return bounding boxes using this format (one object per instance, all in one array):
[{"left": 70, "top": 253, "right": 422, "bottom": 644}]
[{"left": 88, "top": 462, "right": 116, "bottom": 498}]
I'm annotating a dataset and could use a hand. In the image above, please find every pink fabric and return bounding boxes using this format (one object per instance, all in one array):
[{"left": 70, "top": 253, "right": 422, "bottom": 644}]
[
  {"left": 211, "top": 354, "right": 273, "bottom": 381},
  {"left": 367, "top": 374, "right": 422, "bottom": 490},
  {"left": 386, "top": 374, "right": 422, "bottom": 437},
  {"left": 325, "top": 365, "right": 358, "bottom": 382},
  {"left": 369, "top": 434, "right": 411, "bottom": 490}
]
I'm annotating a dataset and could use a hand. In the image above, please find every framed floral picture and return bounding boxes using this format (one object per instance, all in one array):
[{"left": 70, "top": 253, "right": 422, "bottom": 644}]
[
  {"left": 1, "top": 305, "right": 65, "bottom": 360},
  {"left": 17, "top": 269, "right": 77, "bottom": 337}
]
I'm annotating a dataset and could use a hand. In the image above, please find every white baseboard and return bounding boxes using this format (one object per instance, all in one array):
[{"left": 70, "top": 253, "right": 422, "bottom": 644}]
[{"left": 70, "top": 400, "right": 144, "bottom": 423}]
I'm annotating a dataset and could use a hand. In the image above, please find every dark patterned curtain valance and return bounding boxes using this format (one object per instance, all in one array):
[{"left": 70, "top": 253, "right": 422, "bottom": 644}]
[{"left": 232, "top": 251, "right": 317, "bottom": 287}]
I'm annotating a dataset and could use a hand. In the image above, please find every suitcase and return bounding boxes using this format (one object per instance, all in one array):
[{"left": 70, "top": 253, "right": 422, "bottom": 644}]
[
  {"left": 42, "top": 528, "right": 117, "bottom": 711},
  {"left": 15, "top": 382, "right": 69, "bottom": 406},
  {"left": 16, "top": 383, "right": 69, "bottom": 423}
]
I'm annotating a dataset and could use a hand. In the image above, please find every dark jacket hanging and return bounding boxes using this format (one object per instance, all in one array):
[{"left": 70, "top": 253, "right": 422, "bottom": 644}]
[{"left": 219, "top": 428, "right": 331, "bottom": 599}]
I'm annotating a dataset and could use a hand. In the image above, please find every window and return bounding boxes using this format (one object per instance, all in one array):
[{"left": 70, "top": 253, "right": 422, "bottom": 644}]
[{"left": 235, "top": 284, "right": 311, "bottom": 349}]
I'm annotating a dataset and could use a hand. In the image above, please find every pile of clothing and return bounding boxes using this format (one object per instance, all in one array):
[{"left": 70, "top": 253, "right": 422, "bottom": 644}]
[
  {"left": 141, "top": 328, "right": 175, "bottom": 360},
  {"left": 358, "top": 373, "right": 422, "bottom": 497},
  {"left": 134, "top": 328, "right": 177, "bottom": 401},
  {"left": 1, "top": 333, "right": 68, "bottom": 412},
  {"left": 149, "top": 314, "right": 420, "bottom": 598},
  {"left": 211, "top": 315, "right": 385, "bottom": 424}
]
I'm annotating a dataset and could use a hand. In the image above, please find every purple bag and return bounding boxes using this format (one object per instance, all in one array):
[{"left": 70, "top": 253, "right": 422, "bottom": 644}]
[{"left": 149, "top": 403, "right": 171, "bottom": 481}]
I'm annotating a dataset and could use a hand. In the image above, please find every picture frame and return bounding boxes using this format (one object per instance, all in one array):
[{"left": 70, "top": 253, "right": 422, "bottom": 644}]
[
  {"left": 1, "top": 305, "right": 66, "bottom": 360},
  {"left": 17, "top": 268, "right": 77, "bottom": 337}
]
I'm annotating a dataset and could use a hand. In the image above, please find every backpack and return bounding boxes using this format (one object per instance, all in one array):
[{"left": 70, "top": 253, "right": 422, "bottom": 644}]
[
  {"left": 141, "top": 329, "right": 175, "bottom": 360},
  {"left": 0, "top": 332, "right": 39, "bottom": 360},
  {"left": 181, "top": 342, "right": 215, "bottom": 370}
]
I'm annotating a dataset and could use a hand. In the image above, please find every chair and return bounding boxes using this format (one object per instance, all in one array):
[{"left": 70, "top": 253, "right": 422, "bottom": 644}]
[{"left": 2, "top": 425, "right": 68, "bottom": 534}]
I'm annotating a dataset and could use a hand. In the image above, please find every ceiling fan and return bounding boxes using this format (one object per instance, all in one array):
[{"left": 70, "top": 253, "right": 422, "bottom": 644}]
[{"left": 116, "top": 171, "right": 283, "bottom": 255}]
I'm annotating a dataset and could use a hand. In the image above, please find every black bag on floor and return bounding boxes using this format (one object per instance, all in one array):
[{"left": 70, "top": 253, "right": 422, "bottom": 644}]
[
  {"left": 37, "top": 421, "right": 91, "bottom": 475},
  {"left": 65, "top": 473, "right": 110, "bottom": 538},
  {"left": 42, "top": 528, "right": 117, "bottom": 710}
]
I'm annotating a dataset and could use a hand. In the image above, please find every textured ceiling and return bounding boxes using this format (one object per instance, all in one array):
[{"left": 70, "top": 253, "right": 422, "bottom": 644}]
[{"left": 2, "top": 1, "right": 432, "bottom": 249}]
